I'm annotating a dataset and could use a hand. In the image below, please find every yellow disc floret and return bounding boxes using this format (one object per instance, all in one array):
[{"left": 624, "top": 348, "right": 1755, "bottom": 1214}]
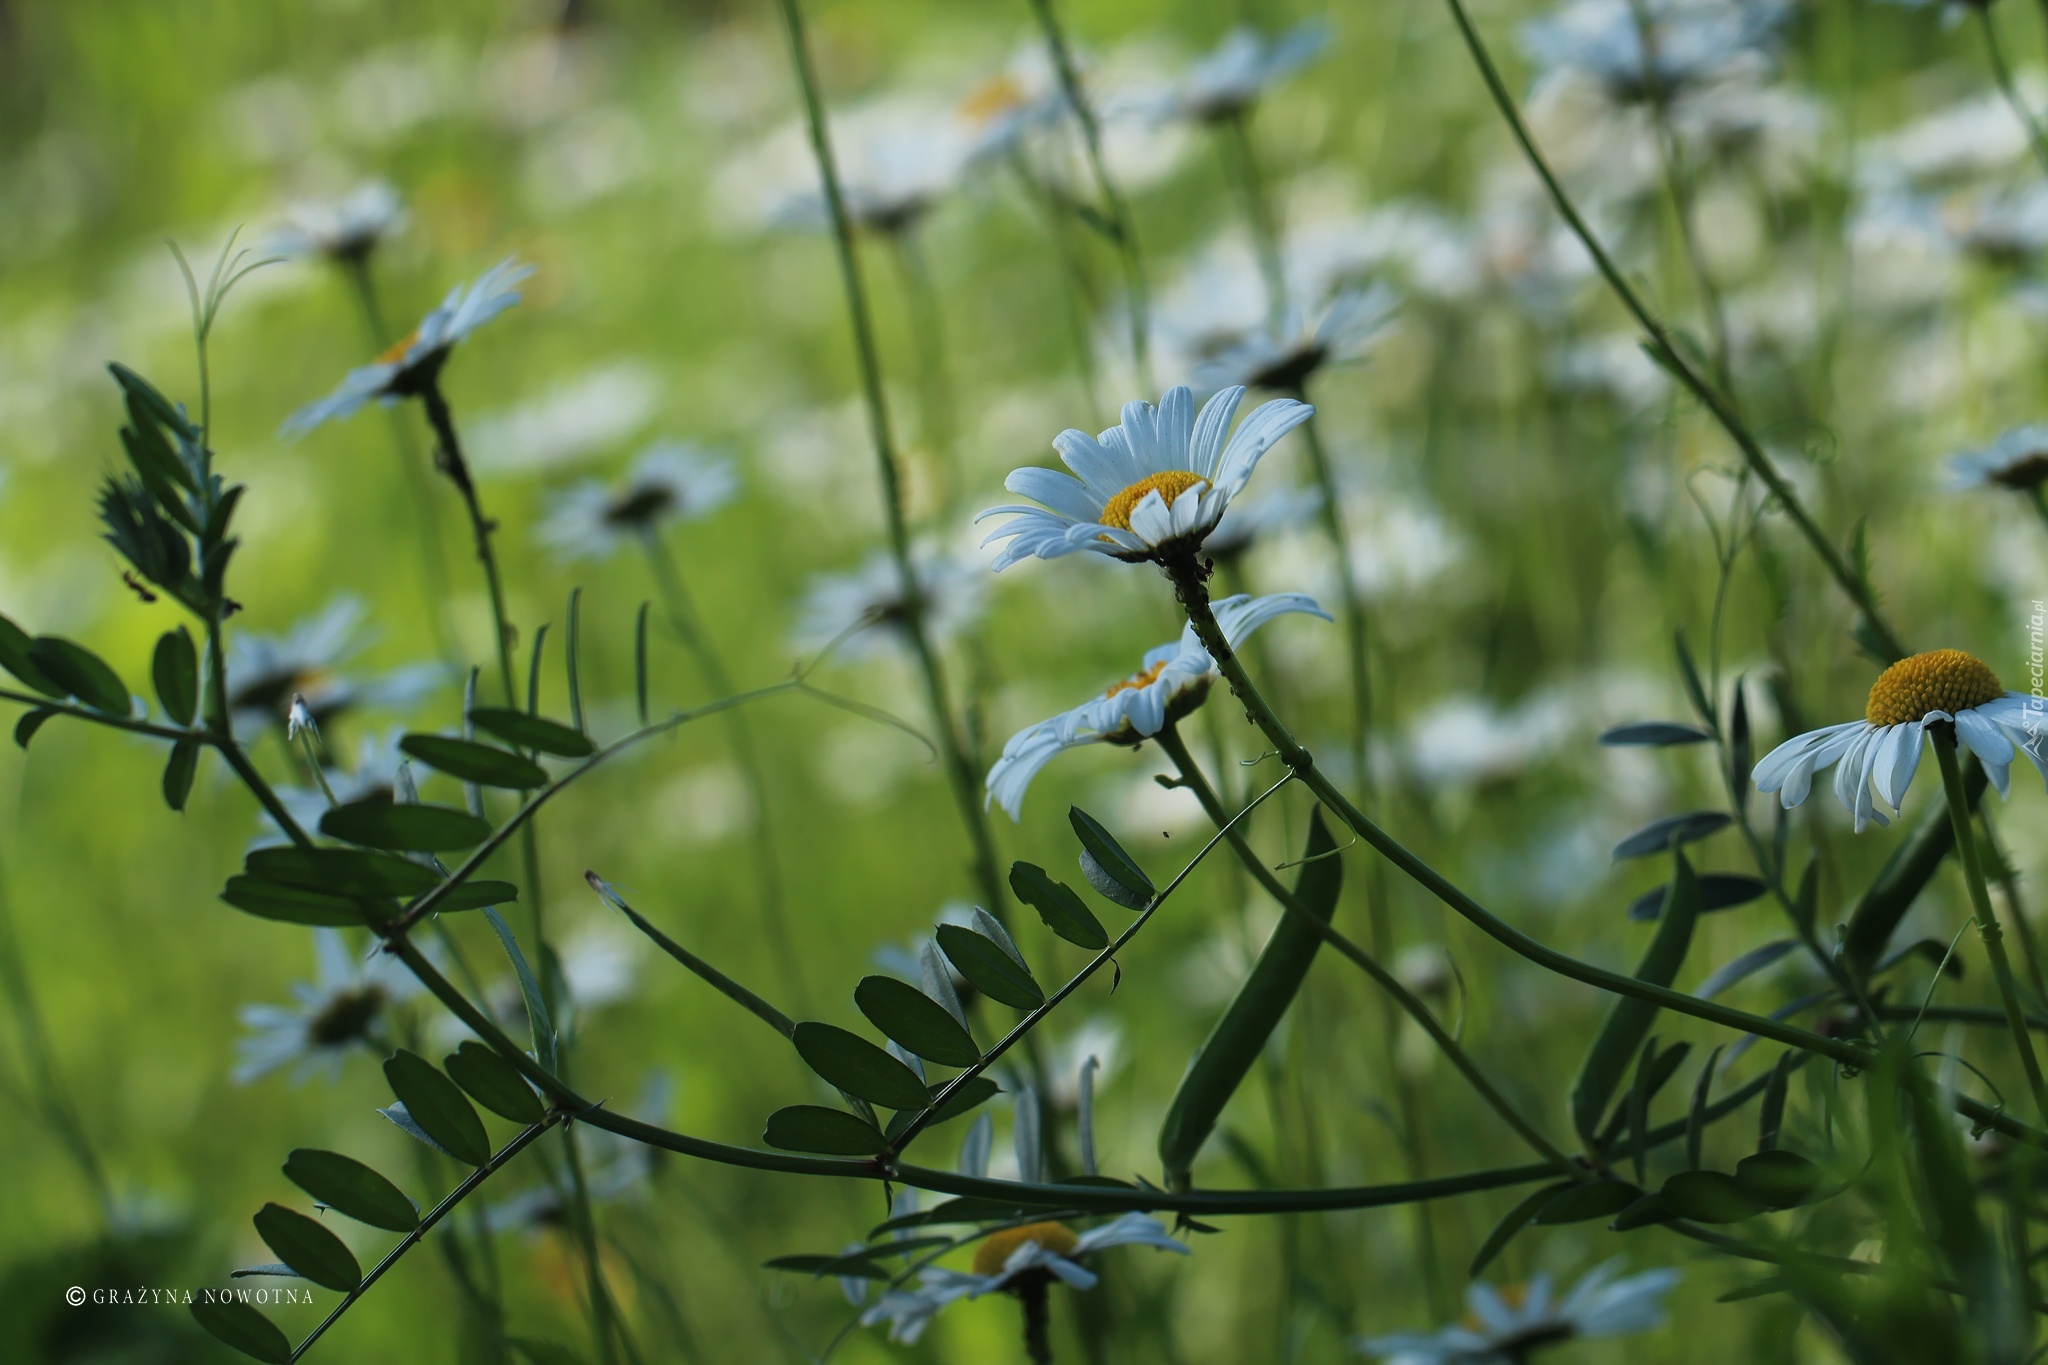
[
  {"left": 972, "top": 1222, "right": 1079, "bottom": 1277},
  {"left": 1865, "top": 649, "right": 2004, "bottom": 727},
  {"left": 1100, "top": 471, "right": 1207, "bottom": 532},
  {"left": 1106, "top": 659, "right": 1170, "bottom": 698},
  {"left": 376, "top": 328, "right": 422, "bottom": 366}
]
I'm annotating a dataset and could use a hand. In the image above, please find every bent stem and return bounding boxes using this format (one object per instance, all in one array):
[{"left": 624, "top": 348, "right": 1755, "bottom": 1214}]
[{"left": 1934, "top": 728, "right": 2048, "bottom": 1124}]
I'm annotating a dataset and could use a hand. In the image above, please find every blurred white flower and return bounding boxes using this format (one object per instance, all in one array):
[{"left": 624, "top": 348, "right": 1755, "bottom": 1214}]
[
  {"left": 1402, "top": 690, "right": 1579, "bottom": 787},
  {"left": 541, "top": 441, "right": 738, "bottom": 561},
  {"left": 1940, "top": 181, "right": 2048, "bottom": 268},
  {"left": 1951, "top": 424, "right": 2048, "bottom": 491},
  {"left": 1189, "top": 281, "right": 1401, "bottom": 394},
  {"left": 1202, "top": 483, "right": 1323, "bottom": 562},
  {"left": 792, "top": 540, "right": 989, "bottom": 662},
  {"left": 717, "top": 96, "right": 976, "bottom": 236},
  {"left": 1156, "top": 21, "right": 1330, "bottom": 124},
  {"left": 1358, "top": 1260, "right": 1678, "bottom": 1362},
  {"left": 233, "top": 930, "right": 414, "bottom": 1085},
  {"left": 1521, "top": 0, "right": 1787, "bottom": 104},
  {"left": 466, "top": 360, "right": 663, "bottom": 475},
  {"left": 269, "top": 181, "right": 406, "bottom": 264},
  {"left": 225, "top": 596, "right": 441, "bottom": 738}
]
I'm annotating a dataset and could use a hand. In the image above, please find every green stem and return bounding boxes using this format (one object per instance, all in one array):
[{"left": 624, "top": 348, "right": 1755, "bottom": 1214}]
[
  {"left": 1980, "top": 804, "right": 2048, "bottom": 1004},
  {"left": 417, "top": 379, "right": 517, "bottom": 707},
  {"left": 1220, "top": 109, "right": 1288, "bottom": 326},
  {"left": 885, "top": 227, "right": 958, "bottom": 505},
  {"left": 1934, "top": 728, "right": 2048, "bottom": 1123},
  {"left": 560, "top": 1123, "right": 622, "bottom": 1365},
  {"left": 1291, "top": 399, "right": 1372, "bottom": 791},
  {"left": 1980, "top": 7, "right": 2048, "bottom": 182}
]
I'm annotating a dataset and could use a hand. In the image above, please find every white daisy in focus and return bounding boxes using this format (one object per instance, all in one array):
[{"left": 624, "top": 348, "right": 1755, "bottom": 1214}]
[
  {"left": 978, "top": 385, "right": 1313, "bottom": 569},
  {"left": 860, "top": 1215, "right": 1188, "bottom": 1345},
  {"left": 1162, "top": 21, "right": 1329, "bottom": 124},
  {"left": 792, "top": 542, "right": 989, "bottom": 662},
  {"left": 1357, "top": 1260, "right": 1678, "bottom": 1363},
  {"left": 986, "top": 592, "right": 1328, "bottom": 817},
  {"left": 270, "top": 181, "right": 407, "bottom": 265},
  {"left": 1189, "top": 281, "right": 1401, "bottom": 394},
  {"left": 233, "top": 929, "right": 414, "bottom": 1085},
  {"left": 1951, "top": 425, "right": 2048, "bottom": 493},
  {"left": 283, "top": 257, "right": 535, "bottom": 436},
  {"left": 1520, "top": 0, "right": 1787, "bottom": 104},
  {"left": 1752, "top": 649, "right": 2048, "bottom": 832},
  {"left": 226, "top": 597, "right": 442, "bottom": 738},
  {"left": 540, "top": 441, "right": 739, "bottom": 561}
]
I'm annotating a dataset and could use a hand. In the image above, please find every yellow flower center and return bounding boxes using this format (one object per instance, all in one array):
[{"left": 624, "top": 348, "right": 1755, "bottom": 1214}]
[
  {"left": 960, "top": 74, "right": 1027, "bottom": 126},
  {"left": 1106, "top": 659, "right": 1170, "bottom": 698},
  {"left": 1100, "top": 471, "right": 1206, "bottom": 532},
  {"left": 972, "top": 1222, "right": 1079, "bottom": 1277},
  {"left": 1865, "top": 649, "right": 2004, "bottom": 727},
  {"left": 376, "top": 328, "right": 421, "bottom": 366}
]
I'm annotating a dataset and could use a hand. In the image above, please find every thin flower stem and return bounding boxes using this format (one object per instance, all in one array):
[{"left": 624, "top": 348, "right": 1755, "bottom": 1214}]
[
  {"left": 1019, "top": 1278, "right": 1055, "bottom": 1365},
  {"left": 1438, "top": 0, "right": 1909, "bottom": 663},
  {"left": 1220, "top": 109, "right": 1288, "bottom": 325},
  {"left": 1153, "top": 723, "right": 1577, "bottom": 1173},
  {"left": 771, "top": 0, "right": 1012, "bottom": 924},
  {"left": 1025, "top": 0, "right": 1153, "bottom": 386},
  {"left": 1980, "top": 805, "right": 2048, "bottom": 1004},
  {"left": 1980, "top": 8, "right": 2048, "bottom": 182},
  {"left": 559, "top": 1122, "right": 623, "bottom": 1365},
  {"left": 1933, "top": 728, "right": 2048, "bottom": 1123},
  {"left": 0, "top": 689, "right": 198, "bottom": 743},
  {"left": 1009, "top": 157, "right": 1106, "bottom": 413},
  {"left": 885, "top": 227, "right": 959, "bottom": 505},
  {"left": 418, "top": 379, "right": 517, "bottom": 707}
]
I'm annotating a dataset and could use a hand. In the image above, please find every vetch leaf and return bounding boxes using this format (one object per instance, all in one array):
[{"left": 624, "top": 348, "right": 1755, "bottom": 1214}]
[
  {"left": 220, "top": 876, "right": 369, "bottom": 927},
  {"left": 1674, "top": 630, "right": 1714, "bottom": 728},
  {"left": 445, "top": 1041, "right": 545, "bottom": 1124},
  {"left": 1735, "top": 1150, "right": 1821, "bottom": 1209},
  {"left": 763, "top": 1104, "right": 886, "bottom": 1155},
  {"left": 28, "top": 636, "right": 130, "bottom": 715},
  {"left": 1469, "top": 1182, "right": 1572, "bottom": 1277},
  {"left": 1660, "top": 1170, "right": 1764, "bottom": 1224},
  {"left": 1696, "top": 940, "right": 1797, "bottom": 1000},
  {"left": 791, "top": 1022, "right": 932, "bottom": 1110},
  {"left": 1609, "top": 1192, "right": 1673, "bottom": 1231},
  {"left": 1010, "top": 862, "right": 1108, "bottom": 950},
  {"left": 0, "top": 614, "right": 63, "bottom": 698},
  {"left": 1599, "top": 721, "right": 1713, "bottom": 746},
  {"left": 383, "top": 1049, "right": 491, "bottom": 1166},
  {"left": 378, "top": 1102, "right": 452, "bottom": 1156},
  {"left": 923, "top": 1075, "right": 1001, "bottom": 1127},
  {"left": 1571, "top": 852, "right": 1702, "bottom": 1146},
  {"left": 854, "top": 976, "right": 979, "bottom": 1067},
  {"left": 1611, "top": 810, "right": 1730, "bottom": 861},
  {"left": 430, "top": 879, "right": 521, "bottom": 912},
  {"left": 763, "top": 1253, "right": 893, "bottom": 1280},
  {"left": 162, "top": 736, "right": 199, "bottom": 811},
  {"left": 1070, "top": 806, "right": 1153, "bottom": 904},
  {"left": 399, "top": 734, "right": 548, "bottom": 789},
  {"left": 1534, "top": 1180, "right": 1640, "bottom": 1224},
  {"left": 936, "top": 924, "right": 1044, "bottom": 1009},
  {"left": 253, "top": 1202, "right": 361, "bottom": 1291},
  {"left": 485, "top": 908, "right": 557, "bottom": 1073},
  {"left": 190, "top": 1297, "right": 292, "bottom": 1363},
  {"left": 1627, "top": 872, "right": 1767, "bottom": 921},
  {"left": 283, "top": 1149, "right": 418, "bottom": 1232},
  {"left": 469, "top": 707, "right": 595, "bottom": 758},
  {"left": 245, "top": 847, "right": 440, "bottom": 897},
  {"left": 321, "top": 800, "right": 491, "bottom": 853},
  {"left": 13, "top": 707, "right": 57, "bottom": 749},
  {"left": 152, "top": 627, "right": 198, "bottom": 726}
]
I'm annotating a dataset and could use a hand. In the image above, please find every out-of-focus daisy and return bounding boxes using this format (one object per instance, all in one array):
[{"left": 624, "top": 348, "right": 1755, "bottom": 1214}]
[
  {"left": 1952, "top": 425, "right": 2048, "bottom": 492},
  {"left": 225, "top": 597, "right": 440, "bottom": 738},
  {"left": 792, "top": 542, "right": 989, "bottom": 662},
  {"left": 979, "top": 385, "right": 1312, "bottom": 569},
  {"left": 718, "top": 97, "right": 975, "bottom": 237},
  {"left": 1190, "top": 281, "right": 1401, "bottom": 393},
  {"left": 959, "top": 48, "right": 1071, "bottom": 166},
  {"left": 1940, "top": 182, "right": 2048, "bottom": 268},
  {"left": 263, "top": 729, "right": 409, "bottom": 845},
  {"left": 484, "top": 1076, "right": 667, "bottom": 1233},
  {"left": 986, "top": 592, "right": 1328, "bottom": 817},
  {"left": 859, "top": 1215, "right": 1189, "bottom": 1345},
  {"left": 270, "top": 182, "right": 407, "bottom": 265},
  {"left": 1161, "top": 21, "right": 1329, "bottom": 124},
  {"left": 1200, "top": 484, "right": 1323, "bottom": 563},
  {"left": 1752, "top": 649, "right": 2048, "bottom": 831},
  {"left": 283, "top": 257, "right": 534, "bottom": 436},
  {"left": 1358, "top": 1260, "right": 1678, "bottom": 1363},
  {"left": 233, "top": 929, "right": 414, "bottom": 1085},
  {"left": 1520, "top": 0, "right": 1787, "bottom": 104},
  {"left": 540, "top": 441, "right": 739, "bottom": 561}
]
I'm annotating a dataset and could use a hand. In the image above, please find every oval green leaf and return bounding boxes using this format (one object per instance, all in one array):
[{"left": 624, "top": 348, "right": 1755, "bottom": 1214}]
[
  {"left": 1611, "top": 811, "right": 1731, "bottom": 861},
  {"left": 1571, "top": 853, "right": 1701, "bottom": 1145},
  {"left": 1010, "top": 862, "right": 1109, "bottom": 950},
  {"left": 1609, "top": 1192, "right": 1673, "bottom": 1231},
  {"left": 854, "top": 976, "right": 980, "bottom": 1068},
  {"left": 445, "top": 1041, "right": 545, "bottom": 1124},
  {"left": 1599, "top": 721, "right": 1713, "bottom": 746},
  {"left": 936, "top": 924, "right": 1044, "bottom": 1010},
  {"left": 1660, "top": 1169, "right": 1765, "bottom": 1223},
  {"left": 468, "top": 707, "right": 595, "bottom": 758},
  {"left": 283, "top": 1149, "right": 419, "bottom": 1232},
  {"left": 1069, "top": 806, "right": 1153, "bottom": 903},
  {"left": 1734, "top": 1150, "right": 1821, "bottom": 1209},
  {"left": 1533, "top": 1179, "right": 1640, "bottom": 1224},
  {"left": 322, "top": 800, "right": 492, "bottom": 853},
  {"left": 152, "top": 627, "right": 198, "bottom": 726},
  {"left": 1627, "top": 873, "right": 1768, "bottom": 921},
  {"left": 400, "top": 734, "right": 549, "bottom": 789},
  {"left": 763, "top": 1104, "right": 886, "bottom": 1155},
  {"left": 29, "top": 636, "right": 130, "bottom": 716},
  {"left": 921, "top": 1075, "right": 1001, "bottom": 1127},
  {"left": 792, "top": 1022, "right": 933, "bottom": 1110},
  {"left": 383, "top": 1049, "right": 491, "bottom": 1166},
  {"left": 430, "top": 880, "right": 521, "bottom": 912},
  {"left": 162, "top": 736, "right": 199, "bottom": 812},
  {"left": 252, "top": 1202, "right": 361, "bottom": 1291},
  {"left": 1469, "top": 1182, "right": 1572, "bottom": 1277},
  {"left": 13, "top": 707, "right": 57, "bottom": 749},
  {"left": 220, "top": 876, "right": 368, "bottom": 928},
  {"left": 0, "top": 614, "right": 63, "bottom": 698},
  {"left": 246, "top": 847, "right": 442, "bottom": 897},
  {"left": 190, "top": 1297, "right": 292, "bottom": 1364}
]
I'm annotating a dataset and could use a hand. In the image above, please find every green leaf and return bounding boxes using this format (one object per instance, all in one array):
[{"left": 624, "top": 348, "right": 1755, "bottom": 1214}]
[
  {"left": 1729, "top": 677, "right": 1752, "bottom": 807},
  {"left": 246, "top": 847, "right": 442, "bottom": 897},
  {"left": 1735, "top": 1150, "right": 1821, "bottom": 1209},
  {"left": 1659, "top": 1170, "right": 1764, "bottom": 1224},
  {"left": 190, "top": 1298, "right": 292, "bottom": 1363},
  {"left": 1610, "top": 1192, "right": 1672, "bottom": 1231},
  {"left": 161, "top": 736, "right": 199, "bottom": 811},
  {"left": 763, "top": 1252, "right": 893, "bottom": 1280},
  {"left": 762, "top": 1104, "right": 886, "bottom": 1155},
  {"left": 383, "top": 1050, "right": 491, "bottom": 1166},
  {"left": 565, "top": 586, "right": 586, "bottom": 734},
  {"left": 1674, "top": 629, "right": 1714, "bottom": 728},
  {"left": 283, "top": 1149, "right": 419, "bottom": 1232},
  {"left": 1069, "top": 806, "right": 1153, "bottom": 905},
  {"left": 28, "top": 636, "right": 130, "bottom": 715},
  {"left": 445, "top": 1041, "right": 545, "bottom": 1124},
  {"left": 1533, "top": 1179, "right": 1641, "bottom": 1224},
  {"left": 1842, "top": 765, "right": 1983, "bottom": 979},
  {"left": 1758, "top": 1051, "right": 1795, "bottom": 1151},
  {"left": 792, "top": 1022, "right": 933, "bottom": 1110},
  {"left": 922, "top": 1075, "right": 1001, "bottom": 1126},
  {"left": 936, "top": 924, "right": 1044, "bottom": 1009},
  {"left": 1571, "top": 851, "right": 1702, "bottom": 1146},
  {"left": 1610, "top": 811, "right": 1730, "bottom": 861},
  {"left": 485, "top": 908, "right": 557, "bottom": 1074},
  {"left": 152, "top": 627, "right": 198, "bottom": 726},
  {"left": 634, "top": 602, "right": 651, "bottom": 726},
  {"left": 1158, "top": 809, "right": 1342, "bottom": 1187},
  {"left": 399, "top": 734, "right": 548, "bottom": 789},
  {"left": 253, "top": 1202, "right": 362, "bottom": 1291},
  {"left": 854, "top": 975, "right": 979, "bottom": 1067},
  {"left": 1626, "top": 872, "right": 1766, "bottom": 921},
  {"left": 431, "top": 879, "right": 521, "bottom": 911},
  {"left": 321, "top": 800, "right": 492, "bottom": 853},
  {"left": 0, "top": 614, "right": 63, "bottom": 698},
  {"left": 469, "top": 707, "right": 596, "bottom": 758},
  {"left": 220, "top": 876, "right": 369, "bottom": 927},
  {"left": 1598, "top": 721, "right": 1713, "bottom": 746},
  {"left": 13, "top": 707, "right": 57, "bottom": 749},
  {"left": 1468, "top": 1182, "right": 1571, "bottom": 1277},
  {"left": 1009, "top": 862, "right": 1108, "bottom": 950}
]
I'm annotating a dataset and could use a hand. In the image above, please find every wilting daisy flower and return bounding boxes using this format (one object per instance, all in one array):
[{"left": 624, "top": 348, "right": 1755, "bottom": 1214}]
[
  {"left": 226, "top": 597, "right": 440, "bottom": 738},
  {"left": 1161, "top": 21, "right": 1329, "bottom": 124},
  {"left": 792, "top": 542, "right": 989, "bottom": 662},
  {"left": 860, "top": 1215, "right": 1189, "bottom": 1345},
  {"left": 1951, "top": 425, "right": 2048, "bottom": 492},
  {"left": 1521, "top": 0, "right": 1788, "bottom": 104},
  {"left": 539, "top": 441, "right": 739, "bottom": 561},
  {"left": 1752, "top": 649, "right": 2048, "bottom": 832},
  {"left": 1190, "top": 281, "right": 1401, "bottom": 393},
  {"left": 233, "top": 930, "right": 414, "bottom": 1085},
  {"left": 283, "top": 257, "right": 534, "bottom": 436},
  {"left": 270, "top": 182, "right": 407, "bottom": 265},
  {"left": 979, "top": 386, "right": 1313, "bottom": 569},
  {"left": 986, "top": 592, "right": 1328, "bottom": 817},
  {"left": 1358, "top": 1260, "right": 1678, "bottom": 1363}
]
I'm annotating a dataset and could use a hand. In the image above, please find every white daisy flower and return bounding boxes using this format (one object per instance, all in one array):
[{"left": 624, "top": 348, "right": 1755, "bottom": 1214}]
[
  {"left": 978, "top": 385, "right": 1313, "bottom": 569},
  {"left": 1939, "top": 182, "right": 2048, "bottom": 268},
  {"left": 1164, "top": 21, "right": 1329, "bottom": 124},
  {"left": 1189, "top": 281, "right": 1401, "bottom": 394},
  {"left": 226, "top": 597, "right": 441, "bottom": 738},
  {"left": 1950, "top": 425, "right": 2048, "bottom": 492},
  {"left": 986, "top": 592, "right": 1328, "bottom": 817},
  {"left": 720, "top": 96, "right": 976, "bottom": 237},
  {"left": 270, "top": 181, "right": 407, "bottom": 265},
  {"left": 1358, "top": 1260, "right": 1678, "bottom": 1363},
  {"left": 792, "top": 542, "right": 989, "bottom": 662},
  {"left": 1752, "top": 649, "right": 2048, "bottom": 833},
  {"left": 1202, "top": 484, "right": 1324, "bottom": 562},
  {"left": 859, "top": 1215, "right": 1189, "bottom": 1345},
  {"left": 958, "top": 48, "right": 1071, "bottom": 166},
  {"left": 232, "top": 929, "right": 415, "bottom": 1085},
  {"left": 283, "top": 257, "right": 534, "bottom": 436},
  {"left": 1520, "top": 0, "right": 1788, "bottom": 104},
  {"left": 539, "top": 441, "right": 739, "bottom": 562}
]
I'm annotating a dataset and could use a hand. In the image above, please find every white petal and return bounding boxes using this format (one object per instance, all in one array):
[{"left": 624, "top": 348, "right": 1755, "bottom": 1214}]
[{"left": 1189, "top": 386, "right": 1246, "bottom": 479}]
